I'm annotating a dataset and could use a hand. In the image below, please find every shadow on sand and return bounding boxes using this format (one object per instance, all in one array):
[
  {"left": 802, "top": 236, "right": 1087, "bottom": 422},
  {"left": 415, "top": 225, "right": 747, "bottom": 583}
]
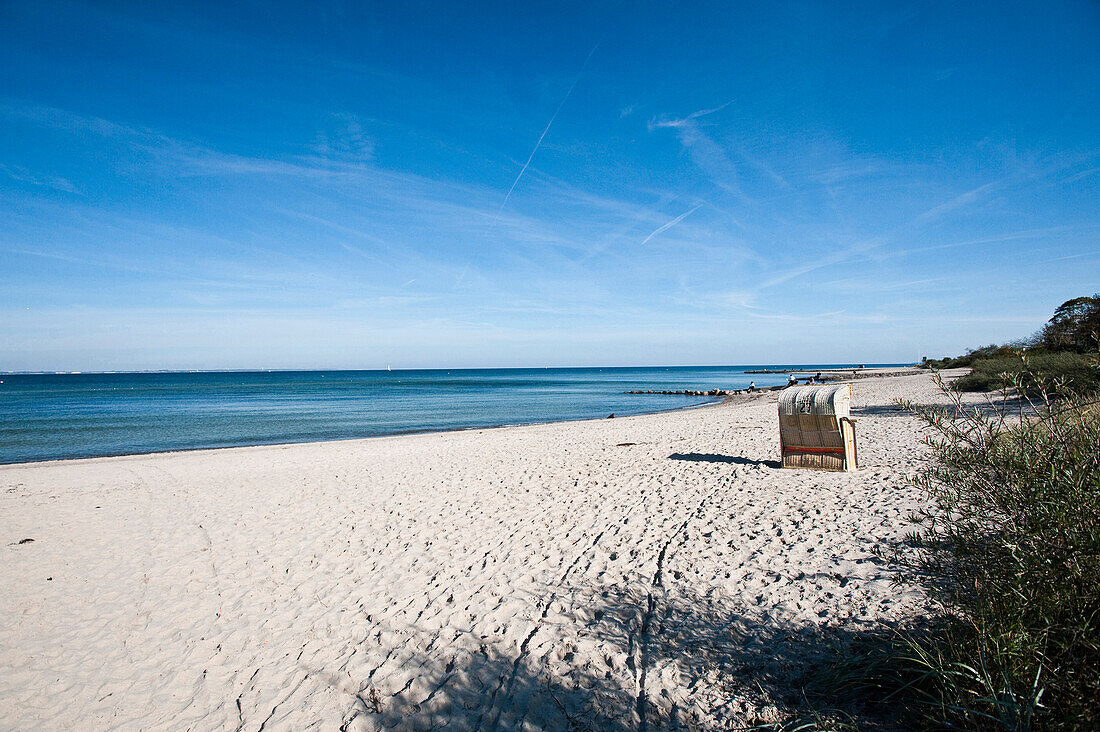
[
  {"left": 851, "top": 404, "right": 914, "bottom": 418},
  {"left": 668, "top": 452, "right": 782, "bottom": 469},
  {"left": 331, "top": 571, "right": 921, "bottom": 731}
]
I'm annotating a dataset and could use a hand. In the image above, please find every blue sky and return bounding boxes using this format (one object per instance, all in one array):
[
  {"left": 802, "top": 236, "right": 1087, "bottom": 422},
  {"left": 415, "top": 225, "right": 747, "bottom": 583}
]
[{"left": 1, "top": 1, "right": 1098, "bottom": 370}]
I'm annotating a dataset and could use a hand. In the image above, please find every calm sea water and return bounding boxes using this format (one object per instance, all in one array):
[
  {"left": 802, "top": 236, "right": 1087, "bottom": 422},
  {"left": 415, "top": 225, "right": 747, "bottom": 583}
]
[{"left": 0, "top": 365, "right": 897, "bottom": 464}]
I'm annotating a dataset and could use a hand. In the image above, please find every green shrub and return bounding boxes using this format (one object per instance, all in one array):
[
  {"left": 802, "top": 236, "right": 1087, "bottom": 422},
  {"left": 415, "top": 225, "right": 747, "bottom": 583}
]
[
  {"left": 951, "top": 352, "right": 1100, "bottom": 395},
  {"left": 923, "top": 344, "right": 1020, "bottom": 370},
  {"left": 897, "top": 371, "right": 1100, "bottom": 730}
]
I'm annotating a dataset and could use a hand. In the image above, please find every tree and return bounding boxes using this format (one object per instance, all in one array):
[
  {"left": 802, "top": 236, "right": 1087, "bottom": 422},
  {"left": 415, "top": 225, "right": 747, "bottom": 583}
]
[{"left": 1039, "top": 294, "right": 1100, "bottom": 352}]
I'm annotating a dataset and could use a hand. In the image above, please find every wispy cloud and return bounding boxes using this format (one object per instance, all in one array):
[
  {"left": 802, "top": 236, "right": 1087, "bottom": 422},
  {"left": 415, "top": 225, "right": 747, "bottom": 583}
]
[
  {"left": 742, "top": 308, "right": 849, "bottom": 322},
  {"left": 1059, "top": 167, "right": 1099, "bottom": 185},
  {"left": 885, "top": 225, "right": 1100, "bottom": 260},
  {"left": 310, "top": 113, "right": 375, "bottom": 163},
  {"left": 754, "top": 239, "right": 881, "bottom": 292},
  {"left": 0, "top": 100, "right": 134, "bottom": 137},
  {"left": 912, "top": 151, "right": 1100, "bottom": 227},
  {"left": 0, "top": 163, "right": 80, "bottom": 194},
  {"left": 454, "top": 262, "right": 470, "bottom": 288},
  {"left": 639, "top": 203, "right": 703, "bottom": 245},
  {"left": 494, "top": 42, "right": 600, "bottom": 219},
  {"left": 653, "top": 100, "right": 734, "bottom": 125},
  {"left": 650, "top": 105, "right": 746, "bottom": 201},
  {"left": 823, "top": 276, "right": 954, "bottom": 294},
  {"left": 914, "top": 179, "right": 1002, "bottom": 224},
  {"left": 272, "top": 208, "right": 396, "bottom": 255}
]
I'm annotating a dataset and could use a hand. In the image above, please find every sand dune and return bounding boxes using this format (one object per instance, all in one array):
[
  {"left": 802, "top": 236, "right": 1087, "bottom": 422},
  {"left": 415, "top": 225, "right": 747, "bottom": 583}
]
[{"left": 0, "top": 371, "right": 954, "bottom": 730}]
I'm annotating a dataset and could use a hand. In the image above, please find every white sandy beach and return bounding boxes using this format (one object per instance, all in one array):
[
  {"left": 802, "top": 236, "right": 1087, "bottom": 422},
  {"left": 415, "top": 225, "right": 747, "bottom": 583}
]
[{"left": 1, "top": 370, "right": 953, "bottom": 730}]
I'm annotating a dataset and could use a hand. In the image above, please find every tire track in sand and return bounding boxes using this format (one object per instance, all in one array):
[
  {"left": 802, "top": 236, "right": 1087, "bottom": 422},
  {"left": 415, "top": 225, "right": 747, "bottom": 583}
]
[
  {"left": 630, "top": 475, "right": 726, "bottom": 732},
  {"left": 476, "top": 489, "right": 655, "bottom": 730}
]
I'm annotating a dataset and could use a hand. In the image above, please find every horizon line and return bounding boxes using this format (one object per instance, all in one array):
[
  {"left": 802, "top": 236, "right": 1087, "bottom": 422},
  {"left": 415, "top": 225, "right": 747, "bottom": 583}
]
[{"left": 0, "top": 361, "right": 915, "bottom": 376}]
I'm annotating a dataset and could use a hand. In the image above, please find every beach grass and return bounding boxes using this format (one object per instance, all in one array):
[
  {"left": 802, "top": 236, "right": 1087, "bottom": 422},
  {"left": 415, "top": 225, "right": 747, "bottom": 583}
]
[
  {"left": 951, "top": 351, "right": 1100, "bottom": 395},
  {"left": 787, "top": 367, "right": 1100, "bottom": 731}
]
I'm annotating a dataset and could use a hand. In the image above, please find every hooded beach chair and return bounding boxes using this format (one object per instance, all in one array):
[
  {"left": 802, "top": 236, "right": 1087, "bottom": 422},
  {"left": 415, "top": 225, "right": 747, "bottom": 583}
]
[{"left": 777, "top": 384, "right": 858, "bottom": 471}]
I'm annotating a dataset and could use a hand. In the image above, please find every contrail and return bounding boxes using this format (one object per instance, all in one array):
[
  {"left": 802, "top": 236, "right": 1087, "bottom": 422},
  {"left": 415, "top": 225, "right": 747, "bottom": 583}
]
[
  {"left": 494, "top": 42, "right": 600, "bottom": 221},
  {"left": 640, "top": 203, "right": 703, "bottom": 246},
  {"left": 454, "top": 262, "right": 469, "bottom": 288}
]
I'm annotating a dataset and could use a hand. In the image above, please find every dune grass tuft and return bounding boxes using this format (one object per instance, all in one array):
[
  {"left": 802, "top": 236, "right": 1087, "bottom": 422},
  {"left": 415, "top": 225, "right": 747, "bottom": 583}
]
[
  {"left": 950, "top": 351, "right": 1100, "bottom": 395},
  {"left": 892, "top": 366, "right": 1100, "bottom": 730}
]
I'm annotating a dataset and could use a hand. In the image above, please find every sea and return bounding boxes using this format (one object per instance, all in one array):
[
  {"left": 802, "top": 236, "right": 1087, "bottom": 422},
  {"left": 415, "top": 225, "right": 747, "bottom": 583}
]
[{"left": 0, "top": 365, "right": 901, "bottom": 464}]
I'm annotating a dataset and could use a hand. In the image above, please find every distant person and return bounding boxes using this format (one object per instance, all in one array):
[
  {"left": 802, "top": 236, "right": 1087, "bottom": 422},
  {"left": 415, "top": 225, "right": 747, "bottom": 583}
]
[
  {"left": 787, "top": 374, "right": 797, "bottom": 387},
  {"left": 748, "top": 381, "right": 756, "bottom": 392}
]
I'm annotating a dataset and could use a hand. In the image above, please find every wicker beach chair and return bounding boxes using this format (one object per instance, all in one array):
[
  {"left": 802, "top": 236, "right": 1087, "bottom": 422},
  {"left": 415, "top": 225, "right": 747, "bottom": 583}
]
[{"left": 777, "top": 384, "right": 858, "bottom": 471}]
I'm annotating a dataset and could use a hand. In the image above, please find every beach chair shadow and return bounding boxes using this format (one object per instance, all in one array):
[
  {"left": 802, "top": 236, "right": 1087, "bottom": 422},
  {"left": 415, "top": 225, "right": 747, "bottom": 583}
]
[{"left": 668, "top": 452, "right": 781, "bottom": 468}]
